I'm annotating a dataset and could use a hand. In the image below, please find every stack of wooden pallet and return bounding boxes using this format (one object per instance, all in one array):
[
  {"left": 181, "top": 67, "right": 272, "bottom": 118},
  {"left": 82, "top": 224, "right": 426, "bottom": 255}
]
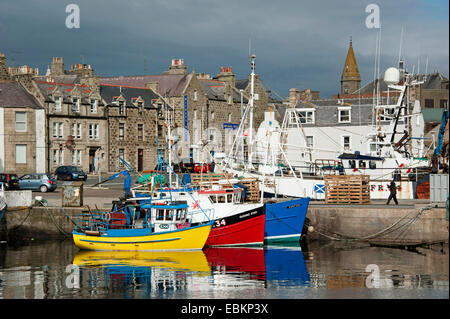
[
  {"left": 190, "top": 173, "right": 234, "bottom": 187},
  {"left": 239, "top": 178, "right": 260, "bottom": 202},
  {"left": 324, "top": 175, "right": 370, "bottom": 204}
]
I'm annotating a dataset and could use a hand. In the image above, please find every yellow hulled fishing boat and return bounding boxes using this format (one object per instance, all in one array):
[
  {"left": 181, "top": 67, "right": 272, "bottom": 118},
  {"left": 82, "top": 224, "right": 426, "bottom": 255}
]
[{"left": 72, "top": 200, "right": 213, "bottom": 251}]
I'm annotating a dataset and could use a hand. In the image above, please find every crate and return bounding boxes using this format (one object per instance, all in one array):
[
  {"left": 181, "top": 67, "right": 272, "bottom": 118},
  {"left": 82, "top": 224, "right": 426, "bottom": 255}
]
[
  {"left": 324, "top": 175, "right": 370, "bottom": 204},
  {"left": 190, "top": 173, "right": 234, "bottom": 186},
  {"left": 239, "top": 178, "right": 261, "bottom": 202}
]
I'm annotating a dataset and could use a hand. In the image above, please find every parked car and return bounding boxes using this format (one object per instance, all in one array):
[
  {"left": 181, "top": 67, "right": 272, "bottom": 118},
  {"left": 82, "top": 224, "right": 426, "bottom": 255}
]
[
  {"left": 55, "top": 166, "right": 87, "bottom": 181},
  {"left": 18, "top": 173, "right": 57, "bottom": 193},
  {"left": 0, "top": 173, "right": 20, "bottom": 190}
]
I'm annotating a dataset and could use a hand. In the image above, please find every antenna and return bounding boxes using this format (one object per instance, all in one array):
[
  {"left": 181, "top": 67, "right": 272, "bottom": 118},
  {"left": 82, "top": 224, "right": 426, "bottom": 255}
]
[
  {"left": 398, "top": 26, "right": 404, "bottom": 65},
  {"left": 248, "top": 38, "right": 252, "bottom": 62}
]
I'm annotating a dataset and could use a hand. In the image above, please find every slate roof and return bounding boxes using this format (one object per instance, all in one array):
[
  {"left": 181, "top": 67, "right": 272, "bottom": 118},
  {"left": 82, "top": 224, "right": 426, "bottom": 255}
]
[
  {"left": 34, "top": 80, "right": 100, "bottom": 105},
  {"left": 278, "top": 97, "right": 389, "bottom": 127},
  {"left": 99, "top": 84, "right": 159, "bottom": 108},
  {"left": 355, "top": 72, "right": 448, "bottom": 94},
  {"left": 0, "top": 81, "right": 43, "bottom": 109},
  {"left": 100, "top": 74, "right": 193, "bottom": 97},
  {"left": 199, "top": 79, "right": 248, "bottom": 103}
]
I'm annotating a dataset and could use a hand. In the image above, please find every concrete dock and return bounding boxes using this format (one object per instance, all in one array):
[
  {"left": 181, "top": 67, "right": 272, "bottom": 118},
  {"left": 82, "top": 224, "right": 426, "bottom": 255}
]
[{"left": 1, "top": 188, "right": 448, "bottom": 246}]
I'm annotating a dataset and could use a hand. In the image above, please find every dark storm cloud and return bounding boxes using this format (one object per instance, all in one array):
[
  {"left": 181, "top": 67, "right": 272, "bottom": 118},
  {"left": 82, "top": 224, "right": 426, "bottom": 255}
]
[{"left": 0, "top": 0, "right": 448, "bottom": 98}]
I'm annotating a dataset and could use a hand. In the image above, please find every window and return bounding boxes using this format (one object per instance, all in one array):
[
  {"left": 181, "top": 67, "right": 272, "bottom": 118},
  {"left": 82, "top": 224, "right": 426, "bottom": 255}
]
[
  {"left": 119, "top": 101, "right": 124, "bottom": 115},
  {"left": 118, "top": 123, "right": 124, "bottom": 140},
  {"left": 297, "top": 109, "right": 315, "bottom": 124},
  {"left": 72, "top": 97, "right": 80, "bottom": 112},
  {"left": 89, "top": 124, "right": 99, "bottom": 139},
  {"left": 424, "top": 99, "right": 434, "bottom": 108},
  {"left": 54, "top": 96, "right": 62, "bottom": 111},
  {"left": 338, "top": 107, "right": 351, "bottom": 123},
  {"left": 369, "top": 160, "right": 377, "bottom": 169},
  {"left": 306, "top": 136, "right": 314, "bottom": 148},
  {"left": 349, "top": 160, "right": 356, "bottom": 168},
  {"left": 118, "top": 149, "right": 125, "bottom": 167},
  {"left": 53, "top": 122, "right": 63, "bottom": 138},
  {"left": 53, "top": 150, "right": 58, "bottom": 165},
  {"left": 342, "top": 136, "right": 351, "bottom": 151},
  {"left": 193, "top": 90, "right": 197, "bottom": 101},
  {"left": 228, "top": 112, "right": 232, "bottom": 122},
  {"left": 358, "top": 160, "right": 366, "bottom": 168},
  {"left": 15, "top": 112, "right": 27, "bottom": 132},
  {"left": 90, "top": 99, "right": 97, "bottom": 113},
  {"left": 15, "top": 144, "right": 27, "bottom": 164},
  {"left": 211, "top": 112, "right": 215, "bottom": 120},
  {"left": 72, "top": 150, "right": 81, "bottom": 165},
  {"left": 440, "top": 100, "right": 448, "bottom": 108},
  {"left": 138, "top": 101, "right": 143, "bottom": 114},
  {"left": 72, "top": 123, "right": 81, "bottom": 139},
  {"left": 137, "top": 124, "right": 144, "bottom": 141},
  {"left": 228, "top": 94, "right": 232, "bottom": 105}
]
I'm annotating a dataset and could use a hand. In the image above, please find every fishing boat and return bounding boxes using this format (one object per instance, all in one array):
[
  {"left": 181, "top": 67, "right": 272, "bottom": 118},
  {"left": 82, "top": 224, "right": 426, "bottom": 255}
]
[
  {"left": 72, "top": 199, "right": 213, "bottom": 251},
  {"left": 224, "top": 54, "right": 430, "bottom": 201},
  {"left": 215, "top": 54, "right": 311, "bottom": 242},
  {"left": 72, "top": 153, "right": 214, "bottom": 251},
  {"left": 131, "top": 166, "right": 266, "bottom": 247},
  {"left": 127, "top": 104, "right": 266, "bottom": 247}
]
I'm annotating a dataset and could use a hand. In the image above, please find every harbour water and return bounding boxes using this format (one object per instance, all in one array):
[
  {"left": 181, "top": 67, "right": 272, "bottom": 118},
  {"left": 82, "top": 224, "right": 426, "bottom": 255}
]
[{"left": 0, "top": 239, "right": 448, "bottom": 299}]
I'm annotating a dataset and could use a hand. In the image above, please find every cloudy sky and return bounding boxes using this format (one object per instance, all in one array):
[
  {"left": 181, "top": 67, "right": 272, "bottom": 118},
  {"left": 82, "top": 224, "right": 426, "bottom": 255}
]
[{"left": 0, "top": 0, "right": 448, "bottom": 98}]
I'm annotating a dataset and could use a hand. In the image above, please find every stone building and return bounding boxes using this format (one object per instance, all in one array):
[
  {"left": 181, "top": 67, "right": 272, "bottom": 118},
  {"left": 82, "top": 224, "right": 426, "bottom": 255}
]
[
  {"left": 100, "top": 84, "right": 161, "bottom": 172},
  {"left": 34, "top": 77, "right": 108, "bottom": 174},
  {"left": 0, "top": 81, "right": 46, "bottom": 174},
  {"left": 100, "top": 59, "right": 270, "bottom": 164}
]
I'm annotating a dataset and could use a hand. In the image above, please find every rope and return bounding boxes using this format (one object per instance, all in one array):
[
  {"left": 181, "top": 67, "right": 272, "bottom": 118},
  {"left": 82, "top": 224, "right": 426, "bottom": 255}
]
[{"left": 311, "top": 205, "right": 434, "bottom": 242}]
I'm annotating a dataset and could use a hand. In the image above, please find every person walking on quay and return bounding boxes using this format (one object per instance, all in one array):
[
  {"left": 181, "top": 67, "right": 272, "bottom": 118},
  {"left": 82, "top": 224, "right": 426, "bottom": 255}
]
[{"left": 387, "top": 180, "right": 398, "bottom": 205}]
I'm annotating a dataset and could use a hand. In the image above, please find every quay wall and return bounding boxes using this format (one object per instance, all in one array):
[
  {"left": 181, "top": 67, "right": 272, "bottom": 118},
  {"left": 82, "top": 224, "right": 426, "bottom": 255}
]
[
  {"left": 4, "top": 206, "right": 85, "bottom": 241},
  {"left": 2, "top": 204, "right": 449, "bottom": 245},
  {"left": 306, "top": 205, "right": 449, "bottom": 246}
]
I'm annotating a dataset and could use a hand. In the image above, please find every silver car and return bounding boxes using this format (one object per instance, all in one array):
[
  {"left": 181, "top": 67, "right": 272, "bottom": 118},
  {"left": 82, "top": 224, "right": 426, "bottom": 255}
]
[{"left": 18, "top": 173, "right": 57, "bottom": 193}]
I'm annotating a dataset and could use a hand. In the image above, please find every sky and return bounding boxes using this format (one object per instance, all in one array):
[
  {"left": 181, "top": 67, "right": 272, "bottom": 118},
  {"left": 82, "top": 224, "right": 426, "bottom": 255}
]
[{"left": 0, "top": 0, "right": 448, "bottom": 98}]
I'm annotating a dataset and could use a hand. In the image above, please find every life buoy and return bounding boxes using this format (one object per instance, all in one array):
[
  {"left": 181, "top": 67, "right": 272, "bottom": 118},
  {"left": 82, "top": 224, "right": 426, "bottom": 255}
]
[{"left": 105, "top": 212, "right": 111, "bottom": 222}]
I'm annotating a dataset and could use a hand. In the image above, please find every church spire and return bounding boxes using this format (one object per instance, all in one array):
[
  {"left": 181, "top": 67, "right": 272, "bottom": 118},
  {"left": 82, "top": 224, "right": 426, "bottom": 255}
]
[{"left": 340, "top": 37, "right": 361, "bottom": 95}]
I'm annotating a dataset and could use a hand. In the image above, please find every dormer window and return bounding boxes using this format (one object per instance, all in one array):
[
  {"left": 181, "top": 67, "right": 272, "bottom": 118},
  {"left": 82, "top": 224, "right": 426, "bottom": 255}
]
[
  {"left": 90, "top": 99, "right": 97, "bottom": 113},
  {"left": 138, "top": 101, "right": 143, "bottom": 113},
  {"left": 193, "top": 90, "right": 198, "bottom": 101},
  {"left": 72, "top": 97, "right": 80, "bottom": 112},
  {"left": 54, "top": 96, "right": 62, "bottom": 111},
  {"left": 119, "top": 101, "right": 124, "bottom": 115},
  {"left": 338, "top": 106, "right": 351, "bottom": 123}
]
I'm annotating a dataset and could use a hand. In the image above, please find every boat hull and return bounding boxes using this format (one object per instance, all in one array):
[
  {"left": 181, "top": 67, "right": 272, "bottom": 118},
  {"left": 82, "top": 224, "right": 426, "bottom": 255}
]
[
  {"left": 72, "top": 222, "right": 213, "bottom": 251},
  {"left": 264, "top": 197, "right": 310, "bottom": 243},
  {"left": 205, "top": 206, "right": 265, "bottom": 247}
]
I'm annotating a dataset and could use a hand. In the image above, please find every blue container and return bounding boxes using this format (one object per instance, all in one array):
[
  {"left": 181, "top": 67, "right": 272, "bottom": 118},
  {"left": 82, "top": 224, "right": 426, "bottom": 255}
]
[{"left": 264, "top": 197, "right": 310, "bottom": 243}]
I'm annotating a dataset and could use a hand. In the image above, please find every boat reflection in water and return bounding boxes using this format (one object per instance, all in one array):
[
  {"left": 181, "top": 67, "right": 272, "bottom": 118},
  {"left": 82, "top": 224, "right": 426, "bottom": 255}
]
[
  {"left": 71, "top": 244, "right": 310, "bottom": 297},
  {"left": 72, "top": 250, "right": 211, "bottom": 297},
  {"left": 203, "top": 244, "right": 310, "bottom": 288}
]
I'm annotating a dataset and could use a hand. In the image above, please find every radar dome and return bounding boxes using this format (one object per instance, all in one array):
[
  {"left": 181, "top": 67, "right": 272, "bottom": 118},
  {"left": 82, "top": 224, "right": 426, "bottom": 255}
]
[{"left": 384, "top": 67, "right": 400, "bottom": 85}]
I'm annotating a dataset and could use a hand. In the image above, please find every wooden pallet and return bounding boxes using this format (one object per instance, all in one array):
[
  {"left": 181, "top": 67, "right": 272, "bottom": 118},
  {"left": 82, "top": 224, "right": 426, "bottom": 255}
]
[
  {"left": 239, "top": 178, "right": 261, "bottom": 202},
  {"left": 324, "top": 175, "right": 370, "bottom": 204},
  {"left": 190, "top": 173, "right": 234, "bottom": 185}
]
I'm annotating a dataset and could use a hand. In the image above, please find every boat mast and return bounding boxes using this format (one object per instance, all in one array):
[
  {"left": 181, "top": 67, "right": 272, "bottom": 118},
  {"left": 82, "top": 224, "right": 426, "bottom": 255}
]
[{"left": 248, "top": 54, "right": 256, "bottom": 168}]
